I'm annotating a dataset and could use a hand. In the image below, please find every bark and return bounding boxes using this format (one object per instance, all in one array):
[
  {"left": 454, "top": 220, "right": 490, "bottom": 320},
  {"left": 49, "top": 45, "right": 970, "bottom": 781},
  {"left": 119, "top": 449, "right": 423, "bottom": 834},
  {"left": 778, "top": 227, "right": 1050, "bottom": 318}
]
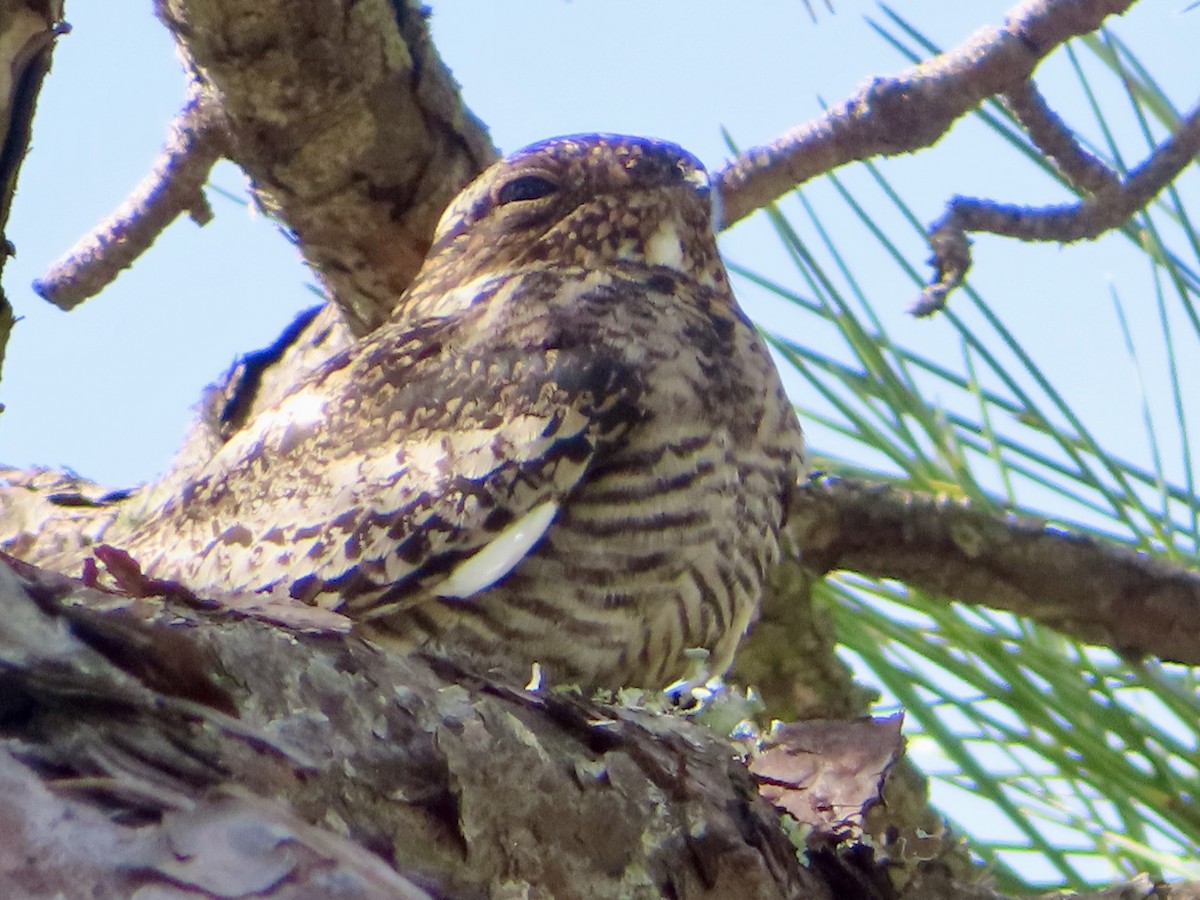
[
  {"left": 144, "top": 0, "right": 501, "bottom": 494},
  {"left": 2, "top": 555, "right": 1198, "bottom": 898},
  {"left": 0, "top": 556, "right": 821, "bottom": 898},
  {"left": 791, "top": 476, "right": 1200, "bottom": 666},
  {"left": 0, "top": 1, "right": 62, "bottom": 376}
]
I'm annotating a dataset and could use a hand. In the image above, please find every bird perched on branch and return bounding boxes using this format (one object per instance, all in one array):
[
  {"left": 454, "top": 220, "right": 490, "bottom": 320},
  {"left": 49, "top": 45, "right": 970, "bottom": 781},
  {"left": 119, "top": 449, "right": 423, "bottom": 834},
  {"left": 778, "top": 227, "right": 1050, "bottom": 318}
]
[{"left": 121, "top": 134, "right": 805, "bottom": 691}]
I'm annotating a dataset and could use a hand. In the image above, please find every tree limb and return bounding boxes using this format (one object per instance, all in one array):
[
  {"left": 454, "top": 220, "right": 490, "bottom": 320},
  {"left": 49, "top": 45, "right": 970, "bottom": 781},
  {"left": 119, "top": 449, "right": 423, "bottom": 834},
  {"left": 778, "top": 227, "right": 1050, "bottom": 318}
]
[
  {"left": 712, "top": 0, "right": 1137, "bottom": 229},
  {"left": 0, "top": 555, "right": 824, "bottom": 898},
  {"left": 2, "top": 541, "right": 1198, "bottom": 897},
  {"left": 915, "top": 94, "right": 1200, "bottom": 315},
  {"left": 32, "top": 85, "right": 225, "bottom": 310},
  {"left": 0, "top": 0, "right": 65, "bottom": 380},
  {"left": 152, "top": 0, "right": 498, "bottom": 337},
  {"left": 1002, "top": 80, "right": 1120, "bottom": 194},
  {"left": 792, "top": 475, "right": 1200, "bottom": 665}
]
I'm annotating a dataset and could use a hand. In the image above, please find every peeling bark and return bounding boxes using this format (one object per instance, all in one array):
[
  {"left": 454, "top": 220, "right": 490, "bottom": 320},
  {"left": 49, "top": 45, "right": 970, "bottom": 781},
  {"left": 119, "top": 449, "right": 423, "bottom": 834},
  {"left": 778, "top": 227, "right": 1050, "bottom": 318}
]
[{"left": 0, "top": 557, "right": 820, "bottom": 898}]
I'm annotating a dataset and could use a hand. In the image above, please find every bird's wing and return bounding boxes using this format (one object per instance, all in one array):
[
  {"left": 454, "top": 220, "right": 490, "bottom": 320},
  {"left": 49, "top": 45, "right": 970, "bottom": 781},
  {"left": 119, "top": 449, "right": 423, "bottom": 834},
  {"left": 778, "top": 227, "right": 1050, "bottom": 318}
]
[{"left": 132, "top": 312, "right": 646, "bottom": 614}]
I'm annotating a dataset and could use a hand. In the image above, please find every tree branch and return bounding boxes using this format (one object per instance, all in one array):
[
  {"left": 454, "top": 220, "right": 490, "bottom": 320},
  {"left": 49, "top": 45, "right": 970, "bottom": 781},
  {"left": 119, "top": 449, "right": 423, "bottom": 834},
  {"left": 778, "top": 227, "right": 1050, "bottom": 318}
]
[
  {"left": 1002, "top": 80, "right": 1120, "bottom": 194},
  {"left": 713, "top": 0, "right": 1136, "bottom": 228},
  {"left": 0, "top": 555, "right": 824, "bottom": 898},
  {"left": 792, "top": 475, "right": 1200, "bottom": 665},
  {"left": 152, "top": 0, "right": 498, "bottom": 337},
  {"left": 32, "top": 86, "right": 225, "bottom": 310},
  {"left": 3, "top": 544, "right": 1198, "bottom": 897},
  {"left": 0, "top": 1, "right": 65, "bottom": 381},
  {"left": 33, "top": 1, "right": 500, "bottom": 339},
  {"left": 27, "top": 0, "right": 502, "bottom": 483},
  {"left": 915, "top": 94, "right": 1200, "bottom": 315}
]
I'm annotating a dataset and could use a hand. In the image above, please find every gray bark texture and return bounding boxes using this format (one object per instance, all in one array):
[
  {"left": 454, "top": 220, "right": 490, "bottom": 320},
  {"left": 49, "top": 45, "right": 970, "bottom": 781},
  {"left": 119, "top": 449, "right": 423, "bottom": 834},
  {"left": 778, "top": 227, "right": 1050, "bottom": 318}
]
[{"left": 0, "top": 557, "right": 821, "bottom": 898}]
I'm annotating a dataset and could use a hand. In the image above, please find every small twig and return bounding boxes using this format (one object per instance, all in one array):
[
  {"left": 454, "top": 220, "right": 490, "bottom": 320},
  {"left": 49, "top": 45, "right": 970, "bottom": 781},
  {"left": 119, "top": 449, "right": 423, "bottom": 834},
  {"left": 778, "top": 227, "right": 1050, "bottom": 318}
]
[
  {"left": 1001, "top": 80, "right": 1120, "bottom": 194},
  {"left": 34, "top": 84, "right": 226, "bottom": 310},
  {"left": 914, "top": 97, "right": 1200, "bottom": 316},
  {"left": 713, "top": 0, "right": 1137, "bottom": 229},
  {"left": 791, "top": 474, "right": 1200, "bottom": 666}
]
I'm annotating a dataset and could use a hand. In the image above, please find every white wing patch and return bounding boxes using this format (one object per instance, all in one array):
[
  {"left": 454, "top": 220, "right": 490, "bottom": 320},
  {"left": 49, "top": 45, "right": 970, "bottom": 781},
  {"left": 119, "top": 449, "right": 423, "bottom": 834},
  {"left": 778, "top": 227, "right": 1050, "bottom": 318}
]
[{"left": 434, "top": 499, "right": 559, "bottom": 599}]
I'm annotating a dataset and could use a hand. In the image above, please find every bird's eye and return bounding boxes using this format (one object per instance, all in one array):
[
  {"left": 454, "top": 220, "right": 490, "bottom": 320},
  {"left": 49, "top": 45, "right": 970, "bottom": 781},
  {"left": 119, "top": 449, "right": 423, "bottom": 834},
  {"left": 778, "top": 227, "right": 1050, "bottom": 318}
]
[{"left": 496, "top": 174, "right": 559, "bottom": 205}]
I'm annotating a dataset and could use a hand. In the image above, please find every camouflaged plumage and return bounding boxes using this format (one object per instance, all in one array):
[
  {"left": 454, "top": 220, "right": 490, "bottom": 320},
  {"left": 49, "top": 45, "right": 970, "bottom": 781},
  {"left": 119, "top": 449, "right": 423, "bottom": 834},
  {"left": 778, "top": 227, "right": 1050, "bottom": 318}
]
[{"left": 122, "top": 134, "right": 806, "bottom": 690}]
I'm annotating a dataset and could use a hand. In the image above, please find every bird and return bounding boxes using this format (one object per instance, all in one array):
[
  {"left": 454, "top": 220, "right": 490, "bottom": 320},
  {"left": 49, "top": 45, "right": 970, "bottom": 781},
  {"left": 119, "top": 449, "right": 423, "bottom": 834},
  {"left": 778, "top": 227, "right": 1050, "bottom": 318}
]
[{"left": 119, "top": 134, "right": 806, "bottom": 691}]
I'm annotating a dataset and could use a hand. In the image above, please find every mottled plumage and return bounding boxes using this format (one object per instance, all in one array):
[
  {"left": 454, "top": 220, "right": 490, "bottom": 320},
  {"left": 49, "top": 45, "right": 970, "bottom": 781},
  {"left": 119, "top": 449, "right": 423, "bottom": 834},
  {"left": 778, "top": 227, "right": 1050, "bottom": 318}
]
[{"left": 123, "top": 134, "right": 805, "bottom": 690}]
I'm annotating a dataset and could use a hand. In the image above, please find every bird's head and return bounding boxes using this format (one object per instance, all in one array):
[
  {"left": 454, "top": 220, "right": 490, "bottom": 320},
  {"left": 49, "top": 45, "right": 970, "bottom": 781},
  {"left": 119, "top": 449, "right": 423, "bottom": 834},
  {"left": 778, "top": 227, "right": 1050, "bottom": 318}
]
[{"left": 398, "top": 134, "right": 726, "bottom": 319}]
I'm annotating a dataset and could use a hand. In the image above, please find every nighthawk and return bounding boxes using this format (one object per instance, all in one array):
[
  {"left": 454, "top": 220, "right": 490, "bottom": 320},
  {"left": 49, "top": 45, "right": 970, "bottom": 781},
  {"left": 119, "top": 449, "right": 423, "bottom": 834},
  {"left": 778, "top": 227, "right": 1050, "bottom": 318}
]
[{"left": 121, "top": 134, "right": 806, "bottom": 691}]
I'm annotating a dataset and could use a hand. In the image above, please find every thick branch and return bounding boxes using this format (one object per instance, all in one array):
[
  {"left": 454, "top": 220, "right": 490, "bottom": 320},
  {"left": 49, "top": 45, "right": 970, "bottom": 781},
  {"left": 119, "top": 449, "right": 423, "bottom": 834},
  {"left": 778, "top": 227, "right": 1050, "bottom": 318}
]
[
  {"left": 792, "top": 475, "right": 1200, "bottom": 665},
  {"left": 31, "top": 1, "right": 497, "bottom": 351},
  {"left": 153, "top": 0, "right": 498, "bottom": 336},
  {"left": 0, "top": 556, "right": 822, "bottom": 898},
  {"left": 3, "top": 533, "right": 1199, "bottom": 897},
  {"left": 26, "top": 0, "right": 502, "bottom": 482},
  {"left": 33, "top": 87, "right": 224, "bottom": 310},
  {"left": 713, "top": 0, "right": 1136, "bottom": 228}
]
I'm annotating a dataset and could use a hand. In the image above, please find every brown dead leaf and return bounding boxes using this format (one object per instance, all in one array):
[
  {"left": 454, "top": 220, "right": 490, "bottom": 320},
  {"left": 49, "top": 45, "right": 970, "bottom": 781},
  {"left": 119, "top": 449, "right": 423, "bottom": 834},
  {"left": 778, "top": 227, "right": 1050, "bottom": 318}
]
[{"left": 749, "top": 715, "right": 904, "bottom": 838}]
